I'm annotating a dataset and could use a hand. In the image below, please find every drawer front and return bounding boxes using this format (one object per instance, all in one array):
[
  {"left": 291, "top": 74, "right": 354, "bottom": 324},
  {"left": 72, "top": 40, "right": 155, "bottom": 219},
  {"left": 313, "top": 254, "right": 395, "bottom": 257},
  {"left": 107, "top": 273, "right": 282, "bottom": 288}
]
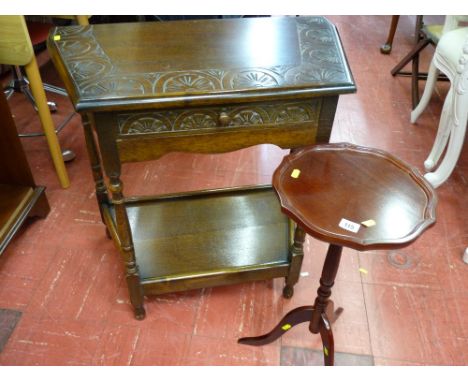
[{"left": 116, "top": 99, "right": 322, "bottom": 136}]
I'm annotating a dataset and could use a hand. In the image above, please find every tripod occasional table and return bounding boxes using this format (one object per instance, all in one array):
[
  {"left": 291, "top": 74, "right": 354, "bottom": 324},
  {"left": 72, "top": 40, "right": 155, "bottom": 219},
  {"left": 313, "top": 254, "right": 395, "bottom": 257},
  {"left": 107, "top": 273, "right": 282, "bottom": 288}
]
[{"left": 238, "top": 143, "right": 437, "bottom": 365}]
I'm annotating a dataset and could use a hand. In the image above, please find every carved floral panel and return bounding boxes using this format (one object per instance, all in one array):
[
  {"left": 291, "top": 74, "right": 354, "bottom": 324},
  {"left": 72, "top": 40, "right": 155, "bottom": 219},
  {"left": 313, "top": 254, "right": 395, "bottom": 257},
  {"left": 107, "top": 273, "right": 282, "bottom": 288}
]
[
  {"left": 118, "top": 100, "right": 321, "bottom": 135},
  {"left": 51, "top": 17, "right": 352, "bottom": 100}
]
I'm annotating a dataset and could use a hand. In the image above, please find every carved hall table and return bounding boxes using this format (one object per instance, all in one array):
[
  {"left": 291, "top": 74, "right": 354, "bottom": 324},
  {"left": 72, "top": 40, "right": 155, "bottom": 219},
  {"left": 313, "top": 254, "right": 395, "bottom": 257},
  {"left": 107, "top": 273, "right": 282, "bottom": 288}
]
[{"left": 48, "top": 16, "right": 356, "bottom": 319}]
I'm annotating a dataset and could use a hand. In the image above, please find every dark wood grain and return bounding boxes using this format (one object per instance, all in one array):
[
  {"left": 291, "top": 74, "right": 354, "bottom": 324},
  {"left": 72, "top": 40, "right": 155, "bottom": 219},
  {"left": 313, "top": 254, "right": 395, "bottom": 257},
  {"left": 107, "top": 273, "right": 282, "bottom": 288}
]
[
  {"left": 47, "top": 16, "right": 356, "bottom": 318},
  {"left": 0, "top": 90, "right": 50, "bottom": 255},
  {"left": 240, "top": 142, "right": 437, "bottom": 366},
  {"left": 272, "top": 143, "right": 437, "bottom": 251},
  {"left": 106, "top": 186, "right": 292, "bottom": 295},
  {"left": 0, "top": 93, "right": 36, "bottom": 188},
  {"left": 47, "top": 16, "right": 355, "bottom": 112}
]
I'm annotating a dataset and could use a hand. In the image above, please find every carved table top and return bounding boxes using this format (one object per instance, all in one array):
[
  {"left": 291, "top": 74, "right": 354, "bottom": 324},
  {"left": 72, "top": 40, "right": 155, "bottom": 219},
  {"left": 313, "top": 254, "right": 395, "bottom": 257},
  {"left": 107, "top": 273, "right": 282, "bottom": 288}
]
[{"left": 47, "top": 16, "right": 356, "bottom": 112}]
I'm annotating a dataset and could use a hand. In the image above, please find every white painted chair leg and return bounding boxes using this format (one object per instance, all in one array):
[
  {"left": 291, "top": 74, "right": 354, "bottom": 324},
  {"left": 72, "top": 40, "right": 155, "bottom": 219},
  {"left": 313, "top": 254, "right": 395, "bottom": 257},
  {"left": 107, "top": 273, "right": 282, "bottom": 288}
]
[
  {"left": 411, "top": 62, "right": 440, "bottom": 123},
  {"left": 424, "top": 87, "right": 454, "bottom": 171},
  {"left": 424, "top": 90, "right": 468, "bottom": 188}
]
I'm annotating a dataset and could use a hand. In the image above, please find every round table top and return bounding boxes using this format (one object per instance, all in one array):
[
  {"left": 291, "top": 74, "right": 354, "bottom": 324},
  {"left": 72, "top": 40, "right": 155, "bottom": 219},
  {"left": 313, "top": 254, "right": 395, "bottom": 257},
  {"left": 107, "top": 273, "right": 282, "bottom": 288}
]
[{"left": 272, "top": 143, "right": 437, "bottom": 251}]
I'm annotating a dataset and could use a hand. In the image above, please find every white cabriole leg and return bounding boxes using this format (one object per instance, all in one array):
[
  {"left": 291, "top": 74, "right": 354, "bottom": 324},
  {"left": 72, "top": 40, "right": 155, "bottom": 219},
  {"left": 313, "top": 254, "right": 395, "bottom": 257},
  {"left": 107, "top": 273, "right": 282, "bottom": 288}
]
[
  {"left": 424, "top": 113, "right": 467, "bottom": 187},
  {"left": 411, "top": 62, "right": 440, "bottom": 123},
  {"left": 463, "top": 248, "right": 468, "bottom": 264},
  {"left": 424, "top": 40, "right": 468, "bottom": 188},
  {"left": 424, "top": 87, "right": 454, "bottom": 171}
]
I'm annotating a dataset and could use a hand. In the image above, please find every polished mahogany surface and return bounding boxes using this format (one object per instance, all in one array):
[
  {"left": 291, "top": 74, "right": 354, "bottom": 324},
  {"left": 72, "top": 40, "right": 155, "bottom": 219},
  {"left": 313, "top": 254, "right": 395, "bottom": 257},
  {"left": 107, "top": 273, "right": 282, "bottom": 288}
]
[
  {"left": 273, "top": 143, "right": 437, "bottom": 251},
  {"left": 47, "top": 16, "right": 355, "bottom": 111},
  {"left": 241, "top": 142, "right": 438, "bottom": 365}
]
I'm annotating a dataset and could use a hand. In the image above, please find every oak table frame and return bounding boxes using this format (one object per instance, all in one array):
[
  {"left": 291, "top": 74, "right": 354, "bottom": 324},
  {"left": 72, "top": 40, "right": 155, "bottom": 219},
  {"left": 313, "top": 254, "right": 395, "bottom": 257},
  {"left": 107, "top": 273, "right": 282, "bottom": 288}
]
[
  {"left": 47, "top": 16, "right": 356, "bottom": 319},
  {"left": 238, "top": 143, "right": 437, "bottom": 365}
]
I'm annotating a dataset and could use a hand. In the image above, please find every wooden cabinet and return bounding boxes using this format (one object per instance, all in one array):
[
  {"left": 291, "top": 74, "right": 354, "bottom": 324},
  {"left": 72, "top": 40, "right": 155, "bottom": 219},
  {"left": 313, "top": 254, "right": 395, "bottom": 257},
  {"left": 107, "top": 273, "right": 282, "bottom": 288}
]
[
  {"left": 48, "top": 16, "right": 356, "bottom": 319},
  {"left": 0, "top": 91, "right": 49, "bottom": 255}
]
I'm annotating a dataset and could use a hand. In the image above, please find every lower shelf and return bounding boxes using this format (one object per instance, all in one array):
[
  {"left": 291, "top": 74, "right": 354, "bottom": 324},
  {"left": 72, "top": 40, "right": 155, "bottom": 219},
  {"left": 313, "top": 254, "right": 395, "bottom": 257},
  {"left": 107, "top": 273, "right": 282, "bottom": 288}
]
[{"left": 105, "top": 185, "right": 293, "bottom": 294}]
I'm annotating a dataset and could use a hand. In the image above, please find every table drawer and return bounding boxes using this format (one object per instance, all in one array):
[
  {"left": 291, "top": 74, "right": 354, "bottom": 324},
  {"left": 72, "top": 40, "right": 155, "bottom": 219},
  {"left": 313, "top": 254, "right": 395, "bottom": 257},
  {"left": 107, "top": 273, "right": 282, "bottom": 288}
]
[{"left": 116, "top": 99, "right": 322, "bottom": 136}]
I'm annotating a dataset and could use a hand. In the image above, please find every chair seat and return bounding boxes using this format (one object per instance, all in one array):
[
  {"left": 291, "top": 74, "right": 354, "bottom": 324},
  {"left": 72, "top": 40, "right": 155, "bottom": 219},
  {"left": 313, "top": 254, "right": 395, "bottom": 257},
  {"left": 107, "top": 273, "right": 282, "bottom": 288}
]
[
  {"left": 437, "top": 27, "right": 468, "bottom": 74},
  {"left": 26, "top": 21, "right": 53, "bottom": 46},
  {"left": 422, "top": 24, "right": 443, "bottom": 44}
]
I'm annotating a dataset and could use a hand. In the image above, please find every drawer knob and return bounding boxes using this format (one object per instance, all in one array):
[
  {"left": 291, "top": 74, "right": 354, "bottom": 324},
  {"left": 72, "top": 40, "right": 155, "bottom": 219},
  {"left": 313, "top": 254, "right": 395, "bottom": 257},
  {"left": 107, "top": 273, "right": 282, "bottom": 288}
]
[{"left": 218, "top": 112, "right": 231, "bottom": 126}]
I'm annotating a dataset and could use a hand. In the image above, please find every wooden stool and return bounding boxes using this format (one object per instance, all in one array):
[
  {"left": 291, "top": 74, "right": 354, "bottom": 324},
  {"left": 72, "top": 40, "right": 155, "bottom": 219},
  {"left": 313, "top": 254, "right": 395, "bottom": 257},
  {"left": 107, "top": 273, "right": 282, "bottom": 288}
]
[{"left": 238, "top": 143, "right": 437, "bottom": 366}]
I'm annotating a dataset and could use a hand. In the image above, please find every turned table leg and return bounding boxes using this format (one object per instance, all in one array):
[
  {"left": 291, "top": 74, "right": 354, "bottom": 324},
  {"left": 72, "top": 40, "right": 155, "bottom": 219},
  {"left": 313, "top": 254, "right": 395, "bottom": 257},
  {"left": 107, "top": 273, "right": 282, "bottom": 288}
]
[
  {"left": 309, "top": 244, "right": 342, "bottom": 365},
  {"left": 81, "top": 113, "right": 110, "bottom": 229},
  {"left": 109, "top": 175, "right": 146, "bottom": 320},
  {"left": 309, "top": 244, "right": 342, "bottom": 332},
  {"left": 93, "top": 117, "right": 146, "bottom": 320},
  {"left": 283, "top": 224, "right": 306, "bottom": 298}
]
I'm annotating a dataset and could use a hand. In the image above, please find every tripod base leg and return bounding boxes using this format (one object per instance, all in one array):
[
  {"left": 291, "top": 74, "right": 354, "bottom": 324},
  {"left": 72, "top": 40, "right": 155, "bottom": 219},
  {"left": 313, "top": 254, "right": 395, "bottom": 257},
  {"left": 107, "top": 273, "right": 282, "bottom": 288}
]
[
  {"left": 238, "top": 306, "right": 314, "bottom": 346},
  {"left": 319, "top": 313, "right": 335, "bottom": 366}
]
